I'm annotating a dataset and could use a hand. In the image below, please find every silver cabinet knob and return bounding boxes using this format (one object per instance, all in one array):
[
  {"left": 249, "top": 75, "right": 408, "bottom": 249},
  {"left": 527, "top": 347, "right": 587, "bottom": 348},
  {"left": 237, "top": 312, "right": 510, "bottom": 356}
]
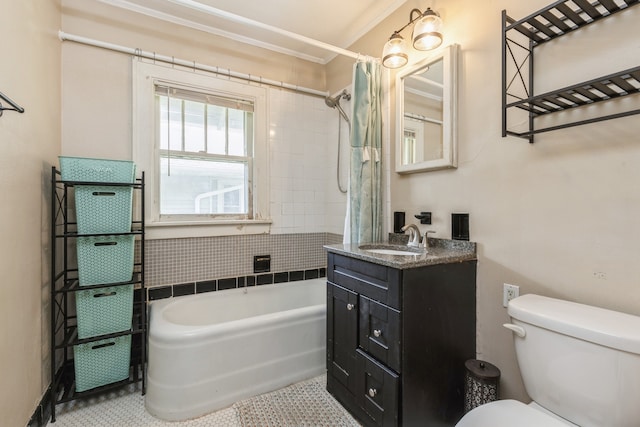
[
  {"left": 368, "top": 388, "right": 377, "bottom": 398},
  {"left": 373, "top": 329, "right": 382, "bottom": 337},
  {"left": 347, "top": 303, "right": 354, "bottom": 310}
]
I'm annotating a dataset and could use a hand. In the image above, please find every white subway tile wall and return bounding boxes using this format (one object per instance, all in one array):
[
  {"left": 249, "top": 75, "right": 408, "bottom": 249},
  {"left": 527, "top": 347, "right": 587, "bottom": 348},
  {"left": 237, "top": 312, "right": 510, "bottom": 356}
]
[{"left": 270, "top": 89, "right": 326, "bottom": 234}]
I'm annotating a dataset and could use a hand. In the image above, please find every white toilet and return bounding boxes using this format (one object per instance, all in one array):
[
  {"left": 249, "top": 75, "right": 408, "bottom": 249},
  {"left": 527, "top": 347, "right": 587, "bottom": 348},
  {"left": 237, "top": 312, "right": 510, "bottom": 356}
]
[{"left": 457, "top": 294, "right": 640, "bottom": 427}]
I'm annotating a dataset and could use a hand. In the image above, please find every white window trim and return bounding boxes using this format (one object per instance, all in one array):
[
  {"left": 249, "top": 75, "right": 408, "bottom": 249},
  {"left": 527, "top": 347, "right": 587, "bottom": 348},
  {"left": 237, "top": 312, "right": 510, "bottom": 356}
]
[{"left": 133, "top": 60, "right": 270, "bottom": 239}]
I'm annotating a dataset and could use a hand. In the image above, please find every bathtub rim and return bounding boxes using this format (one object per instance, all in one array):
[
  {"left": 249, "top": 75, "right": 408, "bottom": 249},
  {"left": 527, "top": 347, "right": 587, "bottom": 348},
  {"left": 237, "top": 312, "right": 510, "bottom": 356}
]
[{"left": 149, "top": 277, "right": 327, "bottom": 344}]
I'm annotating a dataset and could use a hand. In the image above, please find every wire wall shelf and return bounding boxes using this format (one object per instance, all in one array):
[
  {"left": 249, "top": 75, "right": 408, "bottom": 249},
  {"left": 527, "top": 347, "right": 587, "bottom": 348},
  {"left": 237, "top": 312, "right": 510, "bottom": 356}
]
[{"left": 502, "top": 0, "right": 640, "bottom": 142}]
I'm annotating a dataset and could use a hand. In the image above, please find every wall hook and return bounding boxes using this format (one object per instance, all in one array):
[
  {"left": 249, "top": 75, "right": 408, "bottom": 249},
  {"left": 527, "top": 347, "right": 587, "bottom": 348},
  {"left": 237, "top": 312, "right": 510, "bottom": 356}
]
[
  {"left": 414, "top": 211, "right": 432, "bottom": 224},
  {"left": 0, "top": 91, "right": 25, "bottom": 117}
]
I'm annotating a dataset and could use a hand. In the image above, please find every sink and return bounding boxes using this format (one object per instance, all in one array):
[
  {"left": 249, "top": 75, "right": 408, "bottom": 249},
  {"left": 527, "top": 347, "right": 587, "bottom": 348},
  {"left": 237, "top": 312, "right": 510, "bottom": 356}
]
[
  {"left": 358, "top": 244, "right": 426, "bottom": 256},
  {"left": 365, "top": 249, "right": 422, "bottom": 256}
]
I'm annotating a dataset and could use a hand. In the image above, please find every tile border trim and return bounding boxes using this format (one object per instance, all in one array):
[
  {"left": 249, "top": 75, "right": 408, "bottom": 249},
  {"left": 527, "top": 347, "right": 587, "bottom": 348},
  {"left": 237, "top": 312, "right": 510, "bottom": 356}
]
[{"left": 148, "top": 267, "right": 327, "bottom": 301}]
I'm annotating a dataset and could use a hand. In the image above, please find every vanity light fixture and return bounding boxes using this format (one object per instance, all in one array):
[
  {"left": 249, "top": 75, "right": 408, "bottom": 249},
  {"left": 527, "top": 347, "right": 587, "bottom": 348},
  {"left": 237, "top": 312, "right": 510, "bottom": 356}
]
[{"left": 382, "top": 7, "right": 443, "bottom": 69}]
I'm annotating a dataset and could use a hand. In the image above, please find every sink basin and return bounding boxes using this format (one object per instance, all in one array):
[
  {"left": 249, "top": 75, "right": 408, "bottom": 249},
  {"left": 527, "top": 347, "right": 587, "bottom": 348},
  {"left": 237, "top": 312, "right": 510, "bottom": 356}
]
[
  {"left": 358, "top": 244, "right": 426, "bottom": 256},
  {"left": 365, "top": 248, "right": 422, "bottom": 256}
]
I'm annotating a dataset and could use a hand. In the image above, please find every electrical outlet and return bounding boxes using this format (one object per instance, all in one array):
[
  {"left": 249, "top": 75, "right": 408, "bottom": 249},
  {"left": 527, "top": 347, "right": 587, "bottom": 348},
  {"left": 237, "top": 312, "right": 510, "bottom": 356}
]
[{"left": 503, "top": 283, "right": 520, "bottom": 307}]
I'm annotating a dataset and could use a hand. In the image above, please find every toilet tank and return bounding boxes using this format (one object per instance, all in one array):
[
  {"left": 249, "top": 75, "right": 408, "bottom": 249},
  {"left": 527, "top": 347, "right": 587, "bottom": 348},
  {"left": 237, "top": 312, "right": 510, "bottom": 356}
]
[{"left": 507, "top": 294, "right": 640, "bottom": 427}]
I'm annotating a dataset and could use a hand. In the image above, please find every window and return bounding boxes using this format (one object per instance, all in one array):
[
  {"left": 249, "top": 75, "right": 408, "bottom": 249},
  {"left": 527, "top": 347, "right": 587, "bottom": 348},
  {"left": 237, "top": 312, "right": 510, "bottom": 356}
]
[
  {"left": 403, "top": 128, "right": 417, "bottom": 165},
  {"left": 133, "top": 61, "right": 270, "bottom": 238},
  {"left": 156, "top": 85, "right": 253, "bottom": 219},
  {"left": 402, "top": 119, "right": 425, "bottom": 165}
]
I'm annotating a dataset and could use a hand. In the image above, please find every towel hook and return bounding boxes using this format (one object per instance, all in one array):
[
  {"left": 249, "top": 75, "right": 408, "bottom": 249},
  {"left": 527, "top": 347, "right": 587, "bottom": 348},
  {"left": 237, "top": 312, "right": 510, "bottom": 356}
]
[{"left": 0, "top": 91, "right": 25, "bottom": 117}]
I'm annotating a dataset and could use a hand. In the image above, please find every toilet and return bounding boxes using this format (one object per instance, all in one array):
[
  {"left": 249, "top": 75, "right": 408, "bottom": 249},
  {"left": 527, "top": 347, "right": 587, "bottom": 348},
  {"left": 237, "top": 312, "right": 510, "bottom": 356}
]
[{"left": 457, "top": 294, "right": 640, "bottom": 427}]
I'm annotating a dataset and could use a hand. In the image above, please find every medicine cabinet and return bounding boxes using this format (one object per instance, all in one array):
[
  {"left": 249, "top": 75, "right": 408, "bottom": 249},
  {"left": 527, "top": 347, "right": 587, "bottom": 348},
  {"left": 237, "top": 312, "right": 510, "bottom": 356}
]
[{"left": 396, "top": 44, "right": 459, "bottom": 173}]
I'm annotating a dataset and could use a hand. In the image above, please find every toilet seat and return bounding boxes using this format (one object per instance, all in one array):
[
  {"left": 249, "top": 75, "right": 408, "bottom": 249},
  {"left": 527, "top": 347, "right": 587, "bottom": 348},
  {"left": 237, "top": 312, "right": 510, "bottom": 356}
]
[{"left": 455, "top": 400, "right": 574, "bottom": 427}]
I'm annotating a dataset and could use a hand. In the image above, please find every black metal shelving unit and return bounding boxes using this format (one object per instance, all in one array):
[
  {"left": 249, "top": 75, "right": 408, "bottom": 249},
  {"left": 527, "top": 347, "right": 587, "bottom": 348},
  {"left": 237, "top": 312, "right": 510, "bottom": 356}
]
[
  {"left": 49, "top": 167, "right": 146, "bottom": 423},
  {"left": 502, "top": 0, "right": 640, "bottom": 142}
]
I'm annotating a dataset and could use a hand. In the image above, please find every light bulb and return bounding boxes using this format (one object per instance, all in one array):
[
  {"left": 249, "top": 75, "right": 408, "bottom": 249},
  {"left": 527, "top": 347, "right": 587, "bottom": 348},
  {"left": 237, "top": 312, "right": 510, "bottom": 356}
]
[
  {"left": 412, "top": 8, "right": 443, "bottom": 51},
  {"left": 382, "top": 33, "right": 409, "bottom": 69}
]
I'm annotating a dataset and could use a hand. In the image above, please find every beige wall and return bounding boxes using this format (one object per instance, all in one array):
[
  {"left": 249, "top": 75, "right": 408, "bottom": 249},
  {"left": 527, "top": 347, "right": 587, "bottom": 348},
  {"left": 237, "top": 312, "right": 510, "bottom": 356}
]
[
  {"left": 331, "top": 0, "right": 640, "bottom": 400},
  {"left": 0, "top": 1, "right": 61, "bottom": 425}
]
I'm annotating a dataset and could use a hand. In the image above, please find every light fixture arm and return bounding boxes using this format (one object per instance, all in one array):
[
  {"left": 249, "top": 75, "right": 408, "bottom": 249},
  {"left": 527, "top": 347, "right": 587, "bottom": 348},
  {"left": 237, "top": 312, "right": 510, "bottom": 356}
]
[{"left": 393, "top": 8, "right": 437, "bottom": 36}]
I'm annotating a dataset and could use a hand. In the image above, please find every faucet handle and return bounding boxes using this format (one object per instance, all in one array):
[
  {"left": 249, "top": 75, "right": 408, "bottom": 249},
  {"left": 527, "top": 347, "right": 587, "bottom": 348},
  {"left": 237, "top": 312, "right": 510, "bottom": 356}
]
[{"left": 423, "top": 230, "right": 436, "bottom": 248}]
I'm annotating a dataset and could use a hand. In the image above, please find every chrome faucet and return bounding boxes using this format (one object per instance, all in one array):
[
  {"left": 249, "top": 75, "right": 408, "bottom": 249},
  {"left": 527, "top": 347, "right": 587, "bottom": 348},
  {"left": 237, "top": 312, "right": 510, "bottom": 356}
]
[
  {"left": 402, "top": 224, "right": 436, "bottom": 249},
  {"left": 401, "top": 224, "right": 421, "bottom": 247}
]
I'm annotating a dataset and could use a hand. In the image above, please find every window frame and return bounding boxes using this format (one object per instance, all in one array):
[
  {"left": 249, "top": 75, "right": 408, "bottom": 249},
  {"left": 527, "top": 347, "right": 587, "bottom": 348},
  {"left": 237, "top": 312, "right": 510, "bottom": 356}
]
[{"left": 133, "top": 60, "right": 270, "bottom": 239}]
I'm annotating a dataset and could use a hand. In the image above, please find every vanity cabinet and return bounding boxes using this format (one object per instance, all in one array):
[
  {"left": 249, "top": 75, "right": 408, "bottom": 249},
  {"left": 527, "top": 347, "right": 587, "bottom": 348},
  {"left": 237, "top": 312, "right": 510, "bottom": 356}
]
[{"left": 326, "top": 252, "right": 476, "bottom": 427}]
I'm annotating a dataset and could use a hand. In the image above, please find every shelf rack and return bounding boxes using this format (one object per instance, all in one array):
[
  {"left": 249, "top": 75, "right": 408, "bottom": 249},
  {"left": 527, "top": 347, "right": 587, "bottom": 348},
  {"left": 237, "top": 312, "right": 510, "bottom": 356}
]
[
  {"left": 502, "top": 0, "right": 640, "bottom": 142},
  {"left": 49, "top": 167, "right": 146, "bottom": 423}
]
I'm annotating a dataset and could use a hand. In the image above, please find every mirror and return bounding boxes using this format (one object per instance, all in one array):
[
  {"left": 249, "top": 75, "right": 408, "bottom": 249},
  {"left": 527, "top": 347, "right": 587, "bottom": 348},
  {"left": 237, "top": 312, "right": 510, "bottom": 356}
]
[{"left": 396, "top": 44, "right": 458, "bottom": 173}]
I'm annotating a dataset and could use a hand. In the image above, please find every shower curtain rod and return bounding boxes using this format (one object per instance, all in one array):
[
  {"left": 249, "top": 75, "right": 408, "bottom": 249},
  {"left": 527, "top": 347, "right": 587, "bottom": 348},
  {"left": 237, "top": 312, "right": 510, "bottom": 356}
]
[
  {"left": 164, "top": 0, "right": 362, "bottom": 61},
  {"left": 58, "top": 31, "right": 329, "bottom": 98}
]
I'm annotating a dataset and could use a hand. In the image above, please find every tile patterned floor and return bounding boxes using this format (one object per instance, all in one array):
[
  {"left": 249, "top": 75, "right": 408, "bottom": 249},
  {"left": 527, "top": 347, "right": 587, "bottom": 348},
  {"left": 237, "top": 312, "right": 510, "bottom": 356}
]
[
  {"left": 47, "top": 375, "right": 360, "bottom": 426},
  {"left": 235, "top": 375, "right": 360, "bottom": 427}
]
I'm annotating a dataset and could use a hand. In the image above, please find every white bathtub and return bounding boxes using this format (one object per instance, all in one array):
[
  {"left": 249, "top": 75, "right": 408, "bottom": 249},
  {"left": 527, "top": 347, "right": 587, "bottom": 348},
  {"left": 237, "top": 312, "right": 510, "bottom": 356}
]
[{"left": 145, "top": 278, "right": 327, "bottom": 421}]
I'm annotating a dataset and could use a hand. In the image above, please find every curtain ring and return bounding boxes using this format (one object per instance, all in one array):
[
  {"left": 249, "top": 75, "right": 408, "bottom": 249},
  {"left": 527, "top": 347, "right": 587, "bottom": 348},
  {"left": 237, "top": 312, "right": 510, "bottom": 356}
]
[{"left": 193, "top": 60, "right": 196, "bottom": 72}]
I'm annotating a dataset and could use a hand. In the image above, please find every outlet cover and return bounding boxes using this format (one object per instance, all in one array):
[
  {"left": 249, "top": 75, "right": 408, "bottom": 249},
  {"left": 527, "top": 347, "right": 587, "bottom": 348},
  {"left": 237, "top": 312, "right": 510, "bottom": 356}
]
[{"left": 503, "top": 283, "right": 520, "bottom": 307}]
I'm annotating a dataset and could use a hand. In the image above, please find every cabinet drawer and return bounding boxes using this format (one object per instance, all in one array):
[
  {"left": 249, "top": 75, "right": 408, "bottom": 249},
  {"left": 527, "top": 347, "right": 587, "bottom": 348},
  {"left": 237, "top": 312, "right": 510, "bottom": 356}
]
[
  {"left": 359, "top": 296, "right": 401, "bottom": 373},
  {"left": 355, "top": 349, "right": 399, "bottom": 427},
  {"left": 328, "top": 253, "right": 401, "bottom": 310}
]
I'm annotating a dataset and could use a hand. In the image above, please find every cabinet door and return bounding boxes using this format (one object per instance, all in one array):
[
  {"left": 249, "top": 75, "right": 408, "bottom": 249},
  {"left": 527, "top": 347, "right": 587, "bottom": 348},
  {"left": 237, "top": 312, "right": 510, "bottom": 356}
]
[
  {"left": 327, "top": 283, "right": 358, "bottom": 393},
  {"left": 355, "top": 349, "right": 399, "bottom": 427},
  {"left": 359, "top": 296, "right": 401, "bottom": 373}
]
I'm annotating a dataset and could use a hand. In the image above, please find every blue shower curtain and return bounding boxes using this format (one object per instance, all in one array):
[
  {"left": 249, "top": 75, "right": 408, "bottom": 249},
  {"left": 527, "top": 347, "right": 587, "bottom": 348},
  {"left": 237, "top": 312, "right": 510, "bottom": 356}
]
[{"left": 347, "top": 59, "right": 382, "bottom": 244}]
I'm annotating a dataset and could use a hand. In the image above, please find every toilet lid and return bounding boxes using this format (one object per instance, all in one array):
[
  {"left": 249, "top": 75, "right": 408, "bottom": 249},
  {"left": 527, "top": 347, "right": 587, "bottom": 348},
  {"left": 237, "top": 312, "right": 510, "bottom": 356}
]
[{"left": 456, "top": 400, "right": 573, "bottom": 427}]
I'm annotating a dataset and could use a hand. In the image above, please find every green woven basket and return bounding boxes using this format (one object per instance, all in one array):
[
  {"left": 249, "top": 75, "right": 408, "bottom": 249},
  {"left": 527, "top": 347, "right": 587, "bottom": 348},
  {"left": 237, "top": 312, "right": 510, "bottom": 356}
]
[
  {"left": 77, "top": 235, "right": 135, "bottom": 286},
  {"left": 59, "top": 156, "right": 136, "bottom": 183},
  {"left": 75, "top": 185, "right": 133, "bottom": 234},
  {"left": 74, "top": 335, "right": 131, "bottom": 392},
  {"left": 75, "top": 285, "right": 134, "bottom": 339}
]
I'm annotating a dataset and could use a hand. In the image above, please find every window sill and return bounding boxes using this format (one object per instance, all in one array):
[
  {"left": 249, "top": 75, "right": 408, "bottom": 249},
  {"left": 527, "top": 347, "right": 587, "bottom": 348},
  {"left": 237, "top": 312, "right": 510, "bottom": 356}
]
[{"left": 145, "top": 219, "right": 272, "bottom": 239}]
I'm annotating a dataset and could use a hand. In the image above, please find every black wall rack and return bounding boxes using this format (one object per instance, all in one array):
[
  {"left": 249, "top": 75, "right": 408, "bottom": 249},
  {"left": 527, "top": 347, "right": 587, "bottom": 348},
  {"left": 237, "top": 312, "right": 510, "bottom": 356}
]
[
  {"left": 502, "top": 0, "right": 640, "bottom": 142},
  {"left": 49, "top": 167, "right": 146, "bottom": 423}
]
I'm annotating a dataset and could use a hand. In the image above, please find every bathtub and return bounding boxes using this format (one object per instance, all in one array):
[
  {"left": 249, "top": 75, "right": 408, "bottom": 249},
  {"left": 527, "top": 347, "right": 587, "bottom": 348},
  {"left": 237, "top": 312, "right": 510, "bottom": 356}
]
[{"left": 145, "top": 278, "right": 327, "bottom": 421}]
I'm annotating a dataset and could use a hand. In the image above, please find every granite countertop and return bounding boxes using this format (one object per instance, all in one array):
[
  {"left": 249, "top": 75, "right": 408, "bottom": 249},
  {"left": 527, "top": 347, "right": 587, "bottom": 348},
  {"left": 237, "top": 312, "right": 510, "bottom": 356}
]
[{"left": 324, "top": 238, "right": 477, "bottom": 269}]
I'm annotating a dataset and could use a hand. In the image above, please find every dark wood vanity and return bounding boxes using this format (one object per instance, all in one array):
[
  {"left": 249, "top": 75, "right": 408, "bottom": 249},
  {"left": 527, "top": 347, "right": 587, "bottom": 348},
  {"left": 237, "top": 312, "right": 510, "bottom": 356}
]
[{"left": 325, "top": 240, "right": 477, "bottom": 426}]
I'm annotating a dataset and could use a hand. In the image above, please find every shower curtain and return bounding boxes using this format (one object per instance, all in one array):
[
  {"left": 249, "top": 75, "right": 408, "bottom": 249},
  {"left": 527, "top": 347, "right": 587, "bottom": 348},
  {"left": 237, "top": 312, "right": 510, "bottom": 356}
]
[{"left": 345, "top": 59, "right": 382, "bottom": 244}]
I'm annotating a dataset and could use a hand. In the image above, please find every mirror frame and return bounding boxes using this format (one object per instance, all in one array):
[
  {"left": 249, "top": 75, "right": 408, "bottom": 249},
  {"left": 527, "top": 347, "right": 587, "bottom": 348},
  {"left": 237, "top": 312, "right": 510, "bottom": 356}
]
[{"left": 395, "top": 43, "right": 459, "bottom": 174}]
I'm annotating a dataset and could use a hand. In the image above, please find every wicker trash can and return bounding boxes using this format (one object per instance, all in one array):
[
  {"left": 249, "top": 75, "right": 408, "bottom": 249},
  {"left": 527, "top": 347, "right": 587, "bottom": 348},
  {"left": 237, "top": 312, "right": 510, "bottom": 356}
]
[{"left": 464, "top": 359, "right": 500, "bottom": 413}]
